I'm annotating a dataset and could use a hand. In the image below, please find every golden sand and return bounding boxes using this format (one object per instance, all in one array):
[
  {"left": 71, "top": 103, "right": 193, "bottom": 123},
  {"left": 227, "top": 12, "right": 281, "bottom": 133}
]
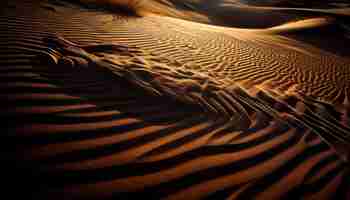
[{"left": 4, "top": 0, "right": 350, "bottom": 199}]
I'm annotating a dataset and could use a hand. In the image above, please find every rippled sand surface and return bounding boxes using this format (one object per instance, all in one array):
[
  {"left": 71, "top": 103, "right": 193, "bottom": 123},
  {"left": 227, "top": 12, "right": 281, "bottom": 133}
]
[{"left": 4, "top": 0, "right": 350, "bottom": 199}]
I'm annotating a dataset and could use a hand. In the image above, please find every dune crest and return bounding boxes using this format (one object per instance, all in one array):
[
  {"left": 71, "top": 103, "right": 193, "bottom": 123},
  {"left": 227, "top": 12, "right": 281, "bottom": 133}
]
[
  {"left": 262, "top": 17, "right": 334, "bottom": 34},
  {"left": 76, "top": 0, "right": 209, "bottom": 21}
]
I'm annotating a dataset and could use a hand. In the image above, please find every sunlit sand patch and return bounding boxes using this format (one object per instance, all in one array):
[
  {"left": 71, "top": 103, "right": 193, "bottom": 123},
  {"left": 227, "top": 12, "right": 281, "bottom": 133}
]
[{"left": 37, "top": 33, "right": 350, "bottom": 162}]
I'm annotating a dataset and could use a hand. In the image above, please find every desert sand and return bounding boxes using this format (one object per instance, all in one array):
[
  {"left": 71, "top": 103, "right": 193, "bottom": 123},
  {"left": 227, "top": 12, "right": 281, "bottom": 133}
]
[{"left": 3, "top": 0, "right": 350, "bottom": 199}]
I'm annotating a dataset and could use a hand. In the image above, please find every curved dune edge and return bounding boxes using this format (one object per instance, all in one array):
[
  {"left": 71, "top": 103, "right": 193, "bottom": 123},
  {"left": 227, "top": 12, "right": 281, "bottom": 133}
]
[{"left": 3, "top": 0, "right": 350, "bottom": 199}]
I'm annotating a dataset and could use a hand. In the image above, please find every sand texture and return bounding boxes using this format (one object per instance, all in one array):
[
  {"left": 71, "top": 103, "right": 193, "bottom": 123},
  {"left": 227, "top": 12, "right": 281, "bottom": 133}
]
[{"left": 4, "top": 0, "right": 350, "bottom": 199}]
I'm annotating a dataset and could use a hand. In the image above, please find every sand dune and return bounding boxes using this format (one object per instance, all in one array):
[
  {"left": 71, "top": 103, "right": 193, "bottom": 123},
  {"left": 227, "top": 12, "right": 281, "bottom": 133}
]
[
  {"left": 67, "top": 0, "right": 350, "bottom": 28},
  {"left": 4, "top": 0, "right": 350, "bottom": 199}
]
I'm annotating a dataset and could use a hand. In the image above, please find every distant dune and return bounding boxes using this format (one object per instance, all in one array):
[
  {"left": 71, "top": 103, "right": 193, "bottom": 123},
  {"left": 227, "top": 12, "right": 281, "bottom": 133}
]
[{"left": 74, "top": 0, "right": 210, "bottom": 22}]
